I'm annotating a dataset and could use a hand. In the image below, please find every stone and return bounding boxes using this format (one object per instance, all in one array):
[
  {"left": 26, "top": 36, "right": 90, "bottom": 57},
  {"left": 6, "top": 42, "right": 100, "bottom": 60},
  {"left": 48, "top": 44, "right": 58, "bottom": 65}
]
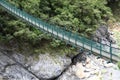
[
  {"left": 0, "top": 52, "right": 39, "bottom": 80},
  {"left": 0, "top": 52, "right": 15, "bottom": 72},
  {"left": 75, "top": 63, "right": 86, "bottom": 79},
  {"left": 85, "top": 58, "right": 99, "bottom": 70},
  {"left": 97, "top": 58, "right": 105, "bottom": 65},
  {"left": 0, "top": 48, "right": 72, "bottom": 80},
  {"left": 108, "top": 36, "right": 116, "bottom": 44},
  {"left": 104, "top": 63, "right": 114, "bottom": 68},
  {"left": 87, "top": 75, "right": 101, "bottom": 80},
  {"left": 12, "top": 53, "right": 34, "bottom": 68},
  {"left": 86, "top": 57, "right": 91, "bottom": 64},
  {"left": 0, "top": 75, "right": 3, "bottom": 80},
  {"left": 72, "top": 51, "right": 87, "bottom": 65},
  {"left": 90, "top": 70, "right": 99, "bottom": 75},
  {"left": 102, "top": 68, "right": 120, "bottom": 80},
  {"left": 2, "top": 65, "right": 39, "bottom": 80},
  {"left": 28, "top": 54, "right": 71, "bottom": 79},
  {"left": 93, "top": 24, "right": 116, "bottom": 44},
  {"left": 97, "top": 25, "right": 108, "bottom": 36},
  {"left": 76, "top": 72, "right": 90, "bottom": 79},
  {"left": 11, "top": 53, "right": 71, "bottom": 79},
  {"left": 85, "top": 57, "right": 91, "bottom": 68},
  {"left": 57, "top": 66, "right": 80, "bottom": 80},
  {"left": 86, "top": 63, "right": 92, "bottom": 69},
  {"left": 58, "top": 62, "right": 91, "bottom": 80},
  {"left": 101, "top": 69, "right": 107, "bottom": 74}
]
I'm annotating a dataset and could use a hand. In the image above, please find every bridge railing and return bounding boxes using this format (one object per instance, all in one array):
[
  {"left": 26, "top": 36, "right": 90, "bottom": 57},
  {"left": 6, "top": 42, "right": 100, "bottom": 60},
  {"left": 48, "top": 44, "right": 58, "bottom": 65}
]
[{"left": 0, "top": 0, "right": 120, "bottom": 61}]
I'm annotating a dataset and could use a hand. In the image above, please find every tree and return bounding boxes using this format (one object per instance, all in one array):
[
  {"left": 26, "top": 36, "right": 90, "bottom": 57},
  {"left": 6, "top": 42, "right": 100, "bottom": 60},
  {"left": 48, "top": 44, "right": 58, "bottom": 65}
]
[
  {"left": 0, "top": 0, "right": 113, "bottom": 47},
  {"left": 39, "top": 0, "right": 112, "bottom": 36}
]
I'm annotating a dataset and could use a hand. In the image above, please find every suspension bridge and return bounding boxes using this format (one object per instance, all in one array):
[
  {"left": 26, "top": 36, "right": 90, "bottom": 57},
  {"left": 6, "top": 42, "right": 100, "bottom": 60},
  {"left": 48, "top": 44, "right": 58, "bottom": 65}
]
[{"left": 0, "top": 0, "right": 120, "bottom": 62}]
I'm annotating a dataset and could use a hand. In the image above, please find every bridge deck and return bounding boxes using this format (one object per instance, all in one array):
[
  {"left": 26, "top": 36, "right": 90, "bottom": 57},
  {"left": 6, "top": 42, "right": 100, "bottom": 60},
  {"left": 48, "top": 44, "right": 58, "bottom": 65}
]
[{"left": 0, "top": 0, "right": 120, "bottom": 62}]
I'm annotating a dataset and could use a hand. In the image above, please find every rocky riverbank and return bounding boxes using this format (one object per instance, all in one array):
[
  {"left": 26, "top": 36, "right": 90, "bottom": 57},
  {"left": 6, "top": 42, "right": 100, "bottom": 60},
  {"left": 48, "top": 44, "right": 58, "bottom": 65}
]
[
  {"left": 0, "top": 47, "right": 120, "bottom": 80},
  {"left": 0, "top": 49, "right": 71, "bottom": 80},
  {"left": 0, "top": 24, "right": 120, "bottom": 80}
]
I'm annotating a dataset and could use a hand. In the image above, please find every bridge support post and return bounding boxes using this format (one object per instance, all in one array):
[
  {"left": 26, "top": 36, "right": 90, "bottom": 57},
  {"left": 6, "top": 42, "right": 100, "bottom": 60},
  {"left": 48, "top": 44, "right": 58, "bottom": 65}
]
[
  {"left": 52, "top": 26, "right": 53, "bottom": 36},
  {"left": 75, "top": 34, "right": 77, "bottom": 46},
  {"left": 100, "top": 39, "right": 102, "bottom": 58},
  {"left": 110, "top": 41, "right": 112, "bottom": 62},
  {"left": 107, "top": 41, "right": 113, "bottom": 63},
  {"left": 89, "top": 41, "right": 93, "bottom": 55},
  {"left": 97, "top": 39, "right": 102, "bottom": 59},
  {"left": 82, "top": 38, "right": 85, "bottom": 49},
  {"left": 62, "top": 30, "right": 64, "bottom": 40},
  {"left": 62, "top": 27, "right": 65, "bottom": 41},
  {"left": 56, "top": 29, "right": 59, "bottom": 38},
  {"left": 69, "top": 31, "right": 71, "bottom": 44}
]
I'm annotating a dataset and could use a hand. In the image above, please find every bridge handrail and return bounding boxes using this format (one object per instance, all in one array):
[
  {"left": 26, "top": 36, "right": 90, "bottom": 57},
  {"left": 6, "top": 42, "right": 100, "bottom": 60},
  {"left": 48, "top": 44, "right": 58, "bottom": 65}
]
[{"left": 0, "top": 0, "right": 120, "bottom": 61}]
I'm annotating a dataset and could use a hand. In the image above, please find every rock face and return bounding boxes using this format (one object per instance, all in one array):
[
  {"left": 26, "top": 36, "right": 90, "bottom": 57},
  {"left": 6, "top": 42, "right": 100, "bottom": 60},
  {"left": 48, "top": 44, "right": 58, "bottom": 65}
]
[
  {"left": 57, "top": 64, "right": 81, "bottom": 80},
  {"left": 93, "top": 25, "right": 116, "bottom": 44},
  {"left": 2, "top": 65, "right": 39, "bottom": 80},
  {"left": 0, "top": 43, "right": 72, "bottom": 80},
  {"left": 1, "top": 46, "right": 120, "bottom": 80},
  {"left": 3, "top": 51, "right": 71, "bottom": 80},
  {"left": 0, "top": 52, "right": 39, "bottom": 80},
  {"left": 57, "top": 62, "right": 91, "bottom": 80},
  {"left": 28, "top": 54, "right": 71, "bottom": 79},
  {"left": 72, "top": 50, "right": 87, "bottom": 65},
  {"left": 58, "top": 54, "right": 120, "bottom": 80}
]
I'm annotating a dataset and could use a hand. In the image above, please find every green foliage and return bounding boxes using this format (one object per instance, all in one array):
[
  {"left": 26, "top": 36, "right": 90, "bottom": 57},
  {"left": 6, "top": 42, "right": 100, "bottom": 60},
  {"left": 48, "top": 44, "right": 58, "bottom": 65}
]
[
  {"left": 9, "top": 0, "right": 112, "bottom": 35},
  {"left": 107, "top": 0, "right": 120, "bottom": 21},
  {"left": 39, "top": 0, "right": 112, "bottom": 35},
  {"left": 0, "top": 12, "right": 43, "bottom": 45},
  {"left": 113, "top": 30, "right": 120, "bottom": 48},
  {"left": 0, "top": 0, "right": 114, "bottom": 48},
  {"left": 117, "top": 61, "right": 120, "bottom": 69},
  {"left": 50, "top": 39, "right": 64, "bottom": 48}
]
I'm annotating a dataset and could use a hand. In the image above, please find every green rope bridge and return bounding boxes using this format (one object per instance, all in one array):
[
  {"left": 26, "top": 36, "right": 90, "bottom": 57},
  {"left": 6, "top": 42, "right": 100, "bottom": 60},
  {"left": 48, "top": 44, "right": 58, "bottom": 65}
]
[{"left": 0, "top": 0, "right": 120, "bottom": 62}]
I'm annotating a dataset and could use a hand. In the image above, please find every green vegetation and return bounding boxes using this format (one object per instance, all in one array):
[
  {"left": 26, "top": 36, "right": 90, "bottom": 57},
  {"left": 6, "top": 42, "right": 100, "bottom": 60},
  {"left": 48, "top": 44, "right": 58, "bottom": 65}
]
[
  {"left": 117, "top": 61, "right": 120, "bottom": 69},
  {"left": 114, "top": 30, "right": 120, "bottom": 47},
  {"left": 107, "top": 0, "right": 120, "bottom": 21},
  {"left": 7, "top": 0, "right": 113, "bottom": 35},
  {"left": 0, "top": 0, "right": 119, "bottom": 54}
]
